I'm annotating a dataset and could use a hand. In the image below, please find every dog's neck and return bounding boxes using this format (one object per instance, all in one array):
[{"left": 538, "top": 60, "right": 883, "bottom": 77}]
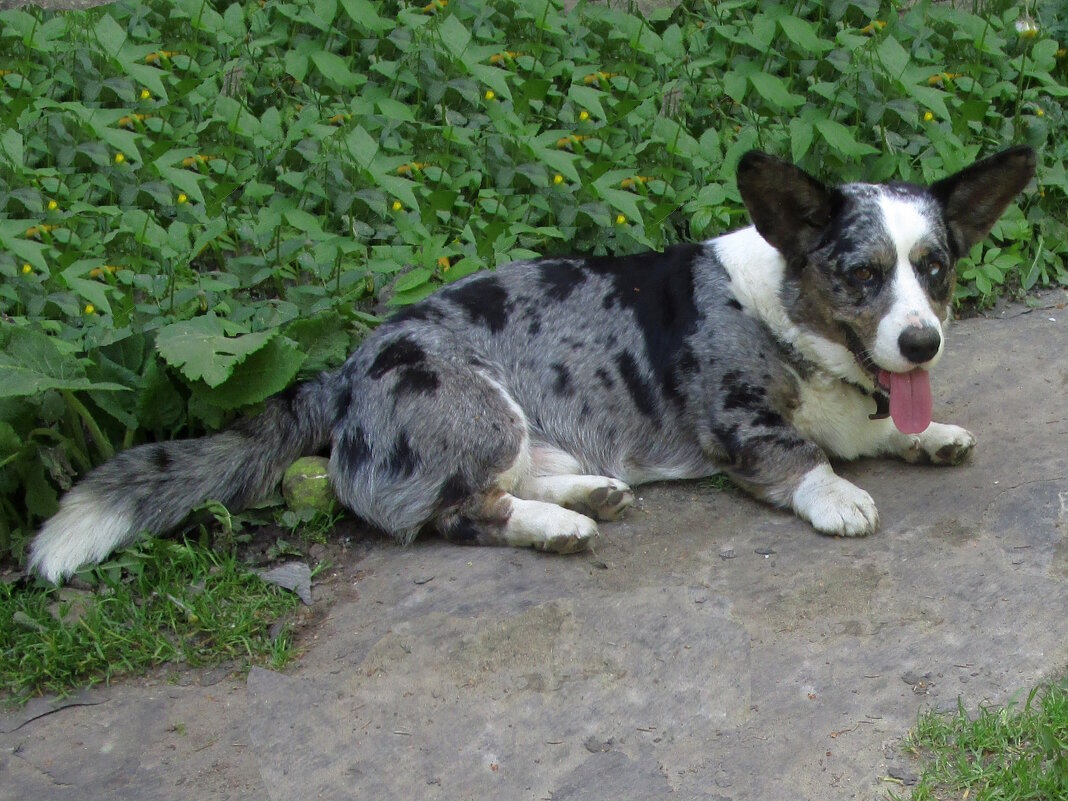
[{"left": 711, "top": 226, "right": 875, "bottom": 390}]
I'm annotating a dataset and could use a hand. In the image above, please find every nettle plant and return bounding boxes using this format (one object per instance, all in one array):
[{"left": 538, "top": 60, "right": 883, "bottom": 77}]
[{"left": 0, "top": 0, "right": 1064, "bottom": 561}]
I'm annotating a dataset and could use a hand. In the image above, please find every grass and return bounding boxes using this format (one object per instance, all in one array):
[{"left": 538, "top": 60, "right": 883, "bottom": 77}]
[
  {"left": 0, "top": 536, "right": 299, "bottom": 703},
  {"left": 900, "top": 679, "right": 1068, "bottom": 800}
]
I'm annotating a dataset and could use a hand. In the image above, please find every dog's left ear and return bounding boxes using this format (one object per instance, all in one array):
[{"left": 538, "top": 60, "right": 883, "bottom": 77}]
[{"left": 930, "top": 146, "right": 1036, "bottom": 257}]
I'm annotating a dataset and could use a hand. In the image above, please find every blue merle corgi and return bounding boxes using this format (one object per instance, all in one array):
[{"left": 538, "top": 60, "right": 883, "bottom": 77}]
[{"left": 29, "top": 147, "right": 1036, "bottom": 582}]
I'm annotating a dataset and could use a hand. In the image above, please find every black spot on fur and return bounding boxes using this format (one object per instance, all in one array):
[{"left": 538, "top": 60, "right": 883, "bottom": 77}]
[
  {"left": 338, "top": 426, "right": 371, "bottom": 470},
  {"left": 386, "top": 433, "right": 417, "bottom": 477},
  {"left": 585, "top": 243, "right": 702, "bottom": 401},
  {"left": 443, "top": 275, "right": 510, "bottom": 332},
  {"left": 723, "top": 381, "right": 766, "bottom": 411},
  {"left": 527, "top": 315, "right": 542, "bottom": 337},
  {"left": 152, "top": 444, "right": 171, "bottom": 473},
  {"left": 395, "top": 366, "right": 439, "bottom": 396},
  {"left": 369, "top": 335, "right": 427, "bottom": 379},
  {"left": 438, "top": 474, "right": 470, "bottom": 509},
  {"left": 752, "top": 409, "right": 786, "bottom": 428},
  {"left": 389, "top": 301, "right": 446, "bottom": 325},
  {"left": 616, "top": 351, "right": 657, "bottom": 418},
  {"left": 726, "top": 298, "right": 742, "bottom": 310},
  {"left": 664, "top": 345, "right": 699, "bottom": 408},
  {"left": 332, "top": 387, "right": 352, "bottom": 425},
  {"left": 712, "top": 423, "right": 741, "bottom": 458},
  {"left": 595, "top": 368, "right": 615, "bottom": 390},
  {"left": 551, "top": 362, "right": 574, "bottom": 396},
  {"left": 538, "top": 260, "right": 586, "bottom": 301}
]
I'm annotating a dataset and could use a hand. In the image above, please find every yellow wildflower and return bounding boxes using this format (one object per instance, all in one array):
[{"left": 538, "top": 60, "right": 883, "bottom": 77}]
[
  {"left": 583, "top": 71, "right": 619, "bottom": 85},
  {"left": 579, "top": 110, "right": 590, "bottom": 122},
  {"left": 21, "top": 263, "right": 32, "bottom": 275},
  {"left": 47, "top": 199, "right": 58, "bottom": 211},
  {"left": 392, "top": 200, "right": 403, "bottom": 211},
  {"left": 484, "top": 90, "right": 496, "bottom": 101},
  {"left": 84, "top": 304, "right": 96, "bottom": 315},
  {"left": 860, "top": 20, "right": 886, "bottom": 35},
  {"left": 177, "top": 193, "right": 188, "bottom": 204},
  {"left": 140, "top": 88, "right": 151, "bottom": 100},
  {"left": 923, "top": 111, "right": 934, "bottom": 122},
  {"left": 114, "top": 152, "right": 126, "bottom": 164},
  {"left": 553, "top": 174, "right": 564, "bottom": 185},
  {"left": 437, "top": 256, "right": 451, "bottom": 270},
  {"left": 615, "top": 214, "right": 626, "bottom": 225}
]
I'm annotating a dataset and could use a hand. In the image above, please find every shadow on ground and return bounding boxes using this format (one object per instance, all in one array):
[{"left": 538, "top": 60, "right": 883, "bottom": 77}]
[{"left": 2, "top": 291, "right": 1066, "bottom": 801}]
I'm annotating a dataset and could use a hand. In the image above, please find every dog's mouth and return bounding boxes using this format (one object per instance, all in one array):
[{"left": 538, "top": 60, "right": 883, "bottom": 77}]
[{"left": 876, "top": 368, "right": 932, "bottom": 434}]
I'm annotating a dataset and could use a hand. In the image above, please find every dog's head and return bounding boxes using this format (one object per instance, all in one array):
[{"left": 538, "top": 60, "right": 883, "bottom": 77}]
[{"left": 736, "top": 147, "right": 1036, "bottom": 432}]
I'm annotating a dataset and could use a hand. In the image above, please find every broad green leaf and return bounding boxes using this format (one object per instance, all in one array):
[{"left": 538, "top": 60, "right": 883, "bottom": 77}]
[
  {"left": 0, "top": 329, "right": 128, "bottom": 398},
  {"left": 93, "top": 13, "right": 127, "bottom": 57},
  {"left": 345, "top": 126, "right": 379, "bottom": 169},
  {"left": 778, "top": 16, "right": 833, "bottom": 54},
  {"left": 877, "top": 35, "right": 909, "bottom": 79},
  {"left": 309, "top": 50, "right": 361, "bottom": 89},
  {"left": 438, "top": 14, "right": 472, "bottom": 61},
  {"left": 905, "top": 83, "right": 950, "bottom": 120},
  {"left": 155, "top": 314, "right": 275, "bottom": 388},
  {"left": 285, "top": 313, "right": 352, "bottom": 374},
  {"left": 0, "top": 130, "right": 24, "bottom": 167},
  {"left": 749, "top": 72, "right": 804, "bottom": 109},
  {"left": 392, "top": 267, "right": 432, "bottom": 293},
  {"left": 339, "top": 0, "right": 391, "bottom": 32},
  {"left": 284, "top": 208, "right": 323, "bottom": 234},
  {"left": 815, "top": 118, "right": 879, "bottom": 157},
  {"left": 789, "top": 117, "right": 814, "bottom": 163},
  {"left": 568, "top": 85, "right": 607, "bottom": 121},
  {"left": 190, "top": 336, "right": 305, "bottom": 409}
]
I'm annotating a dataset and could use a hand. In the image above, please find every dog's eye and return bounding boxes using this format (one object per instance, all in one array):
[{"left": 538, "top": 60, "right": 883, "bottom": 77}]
[
  {"left": 851, "top": 266, "right": 876, "bottom": 284},
  {"left": 928, "top": 260, "right": 944, "bottom": 277}
]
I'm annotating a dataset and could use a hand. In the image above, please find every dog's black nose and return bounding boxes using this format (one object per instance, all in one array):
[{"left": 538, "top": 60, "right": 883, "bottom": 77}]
[{"left": 898, "top": 326, "right": 941, "bottom": 364}]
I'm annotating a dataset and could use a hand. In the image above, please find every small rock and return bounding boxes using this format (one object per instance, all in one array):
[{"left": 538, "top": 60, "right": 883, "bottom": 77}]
[
  {"left": 257, "top": 561, "right": 313, "bottom": 605},
  {"left": 719, "top": 548, "right": 736, "bottom": 560},
  {"left": 887, "top": 766, "right": 918, "bottom": 785}
]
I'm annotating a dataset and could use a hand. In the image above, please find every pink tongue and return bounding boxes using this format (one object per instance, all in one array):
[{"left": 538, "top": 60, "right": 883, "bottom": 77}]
[{"left": 879, "top": 369, "right": 932, "bottom": 434}]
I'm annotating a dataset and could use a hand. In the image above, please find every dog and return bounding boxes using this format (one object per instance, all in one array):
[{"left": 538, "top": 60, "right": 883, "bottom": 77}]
[{"left": 28, "top": 147, "right": 1036, "bottom": 582}]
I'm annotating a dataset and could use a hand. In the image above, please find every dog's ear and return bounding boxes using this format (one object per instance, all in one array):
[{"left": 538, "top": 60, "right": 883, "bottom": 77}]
[
  {"left": 930, "top": 146, "right": 1036, "bottom": 257},
  {"left": 736, "top": 151, "right": 842, "bottom": 260}
]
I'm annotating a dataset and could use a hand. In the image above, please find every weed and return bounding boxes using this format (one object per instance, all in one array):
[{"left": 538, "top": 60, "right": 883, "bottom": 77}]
[
  {"left": 900, "top": 679, "right": 1068, "bottom": 800},
  {"left": 0, "top": 537, "right": 298, "bottom": 702}
]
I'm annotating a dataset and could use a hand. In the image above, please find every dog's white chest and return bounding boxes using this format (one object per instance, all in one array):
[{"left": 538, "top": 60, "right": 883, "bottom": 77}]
[{"left": 790, "top": 374, "right": 890, "bottom": 461}]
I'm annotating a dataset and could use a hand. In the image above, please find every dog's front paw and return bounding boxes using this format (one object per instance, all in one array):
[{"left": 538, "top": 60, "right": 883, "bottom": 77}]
[
  {"left": 921, "top": 423, "right": 975, "bottom": 465},
  {"left": 792, "top": 464, "right": 879, "bottom": 537},
  {"left": 899, "top": 423, "right": 976, "bottom": 465}
]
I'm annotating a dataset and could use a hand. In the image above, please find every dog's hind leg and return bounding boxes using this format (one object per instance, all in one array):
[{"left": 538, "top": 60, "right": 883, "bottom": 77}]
[
  {"left": 437, "top": 490, "right": 598, "bottom": 554},
  {"left": 508, "top": 444, "right": 634, "bottom": 521},
  {"left": 514, "top": 475, "right": 634, "bottom": 521}
]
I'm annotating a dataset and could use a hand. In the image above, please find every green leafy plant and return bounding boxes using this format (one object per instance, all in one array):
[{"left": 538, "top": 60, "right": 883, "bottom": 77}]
[{"left": 0, "top": 0, "right": 1065, "bottom": 568}]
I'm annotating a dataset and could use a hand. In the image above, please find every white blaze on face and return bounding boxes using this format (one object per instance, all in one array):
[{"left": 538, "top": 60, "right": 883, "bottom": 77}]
[{"left": 871, "top": 193, "right": 944, "bottom": 373}]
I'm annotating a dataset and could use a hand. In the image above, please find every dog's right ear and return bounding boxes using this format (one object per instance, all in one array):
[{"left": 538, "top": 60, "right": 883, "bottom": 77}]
[{"left": 736, "top": 151, "right": 842, "bottom": 260}]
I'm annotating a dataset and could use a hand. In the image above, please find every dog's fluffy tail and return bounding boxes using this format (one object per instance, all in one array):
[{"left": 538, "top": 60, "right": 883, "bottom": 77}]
[{"left": 28, "top": 376, "right": 337, "bottom": 583}]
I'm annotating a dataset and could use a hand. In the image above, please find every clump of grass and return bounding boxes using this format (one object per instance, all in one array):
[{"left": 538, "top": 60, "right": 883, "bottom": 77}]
[
  {"left": 0, "top": 537, "right": 298, "bottom": 703},
  {"left": 901, "top": 680, "right": 1068, "bottom": 800}
]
